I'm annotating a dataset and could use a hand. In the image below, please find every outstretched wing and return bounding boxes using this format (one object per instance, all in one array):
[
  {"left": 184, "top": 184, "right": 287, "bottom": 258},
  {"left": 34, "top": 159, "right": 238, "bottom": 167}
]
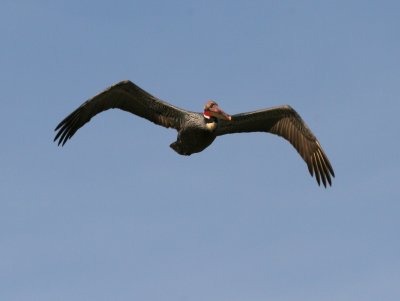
[
  {"left": 216, "top": 105, "right": 335, "bottom": 187},
  {"left": 54, "top": 80, "right": 188, "bottom": 146}
]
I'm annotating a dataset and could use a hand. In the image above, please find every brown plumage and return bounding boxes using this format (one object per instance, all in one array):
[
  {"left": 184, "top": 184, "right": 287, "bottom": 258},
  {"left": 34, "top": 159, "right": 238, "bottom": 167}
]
[
  {"left": 54, "top": 80, "right": 334, "bottom": 187},
  {"left": 216, "top": 107, "right": 335, "bottom": 187}
]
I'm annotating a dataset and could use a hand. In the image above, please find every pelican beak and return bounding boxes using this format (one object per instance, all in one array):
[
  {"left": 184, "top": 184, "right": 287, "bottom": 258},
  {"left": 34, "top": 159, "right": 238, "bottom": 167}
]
[{"left": 208, "top": 104, "right": 232, "bottom": 121}]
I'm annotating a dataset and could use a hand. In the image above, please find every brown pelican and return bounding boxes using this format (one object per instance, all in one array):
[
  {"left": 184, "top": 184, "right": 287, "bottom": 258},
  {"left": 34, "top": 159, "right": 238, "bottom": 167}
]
[{"left": 54, "top": 80, "right": 334, "bottom": 187}]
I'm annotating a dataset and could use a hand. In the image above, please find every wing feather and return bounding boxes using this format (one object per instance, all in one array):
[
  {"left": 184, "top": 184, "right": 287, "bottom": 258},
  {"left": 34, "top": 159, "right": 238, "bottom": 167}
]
[
  {"left": 216, "top": 105, "right": 335, "bottom": 187},
  {"left": 54, "top": 80, "right": 188, "bottom": 146}
]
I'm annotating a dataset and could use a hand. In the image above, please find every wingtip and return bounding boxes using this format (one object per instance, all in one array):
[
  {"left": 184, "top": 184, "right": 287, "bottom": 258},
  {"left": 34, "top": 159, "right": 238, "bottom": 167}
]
[{"left": 54, "top": 124, "right": 62, "bottom": 131}]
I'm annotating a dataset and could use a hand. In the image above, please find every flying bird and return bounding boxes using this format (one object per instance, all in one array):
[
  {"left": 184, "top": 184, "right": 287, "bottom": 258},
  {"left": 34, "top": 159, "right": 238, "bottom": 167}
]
[{"left": 54, "top": 80, "right": 335, "bottom": 187}]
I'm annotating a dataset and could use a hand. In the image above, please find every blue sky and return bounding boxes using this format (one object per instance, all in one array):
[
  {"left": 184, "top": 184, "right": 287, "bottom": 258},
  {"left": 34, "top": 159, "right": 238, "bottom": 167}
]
[{"left": 1, "top": 1, "right": 399, "bottom": 300}]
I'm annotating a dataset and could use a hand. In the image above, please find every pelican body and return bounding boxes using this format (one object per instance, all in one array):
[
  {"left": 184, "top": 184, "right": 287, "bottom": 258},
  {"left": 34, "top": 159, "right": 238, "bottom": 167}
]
[
  {"left": 54, "top": 80, "right": 335, "bottom": 187},
  {"left": 169, "top": 101, "right": 232, "bottom": 155}
]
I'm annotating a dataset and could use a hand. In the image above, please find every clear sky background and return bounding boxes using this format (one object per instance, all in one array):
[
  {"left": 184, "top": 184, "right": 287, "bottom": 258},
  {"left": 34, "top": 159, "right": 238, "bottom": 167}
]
[{"left": 1, "top": 1, "right": 399, "bottom": 300}]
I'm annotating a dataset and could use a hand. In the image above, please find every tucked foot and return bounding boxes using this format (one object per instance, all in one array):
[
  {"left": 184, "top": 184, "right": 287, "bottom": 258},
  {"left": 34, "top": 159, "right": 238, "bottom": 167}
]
[{"left": 170, "top": 142, "right": 191, "bottom": 156}]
